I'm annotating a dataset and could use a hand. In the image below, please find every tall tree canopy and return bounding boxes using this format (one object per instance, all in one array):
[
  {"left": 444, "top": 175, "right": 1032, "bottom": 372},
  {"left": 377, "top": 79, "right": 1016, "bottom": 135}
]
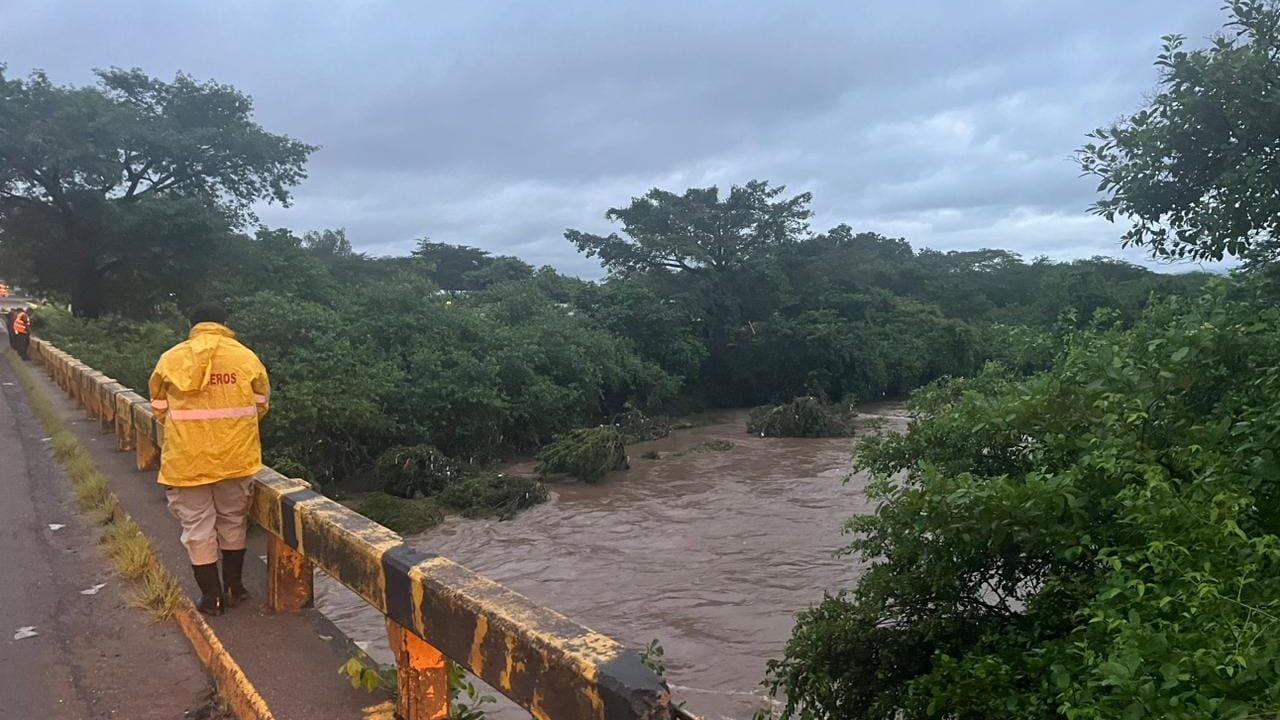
[
  {"left": 565, "top": 180, "right": 812, "bottom": 276},
  {"left": 1080, "top": 1, "right": 1280, "bottom": 262},
  {"left": 0, "top": 66, "right": 315, "bottom": 316},
  {"left": 412, "top": 239, "right": 533, "bottom": 291}
]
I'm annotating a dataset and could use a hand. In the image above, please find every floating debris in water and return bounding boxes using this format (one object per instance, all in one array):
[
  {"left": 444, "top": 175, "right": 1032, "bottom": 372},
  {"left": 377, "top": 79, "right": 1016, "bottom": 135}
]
[
  {"left": 79, "top": 583, "right": 107, "bottom": 596},
  {"left": 13, "top": 626, "right": 37, "bottom": 640},
  {"left": 47, "top": 523, "right": 65, "bottom": 531}
]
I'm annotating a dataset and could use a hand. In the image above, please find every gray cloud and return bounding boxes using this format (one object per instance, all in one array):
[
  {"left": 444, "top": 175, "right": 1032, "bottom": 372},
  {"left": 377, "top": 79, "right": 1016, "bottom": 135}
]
[{"left": 0, "top": 0, "right": 1230, "bottom": 275}]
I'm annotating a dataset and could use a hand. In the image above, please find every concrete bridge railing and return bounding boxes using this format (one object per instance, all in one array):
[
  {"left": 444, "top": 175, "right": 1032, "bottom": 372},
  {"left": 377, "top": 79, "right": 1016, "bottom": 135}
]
[{"left": 29, "top": 337, "right": 679, "bottom": 720}]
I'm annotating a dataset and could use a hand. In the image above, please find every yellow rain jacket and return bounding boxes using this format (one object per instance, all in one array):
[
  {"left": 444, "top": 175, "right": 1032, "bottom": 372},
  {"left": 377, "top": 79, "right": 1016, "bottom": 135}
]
[{"left": 148, "top": 323, "right": 270, "bottom": 487}]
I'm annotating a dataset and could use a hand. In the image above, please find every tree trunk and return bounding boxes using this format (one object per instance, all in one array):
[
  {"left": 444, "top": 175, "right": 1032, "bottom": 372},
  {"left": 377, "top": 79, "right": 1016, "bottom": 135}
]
[{"left": 71, "top": 267, "right": 105, "bottom": 319}]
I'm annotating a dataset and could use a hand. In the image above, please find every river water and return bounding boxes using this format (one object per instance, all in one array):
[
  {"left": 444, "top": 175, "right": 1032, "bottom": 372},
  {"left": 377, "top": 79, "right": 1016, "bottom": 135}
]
[{"left": 315, "top": 405, "right": 908, "bottom": 719}]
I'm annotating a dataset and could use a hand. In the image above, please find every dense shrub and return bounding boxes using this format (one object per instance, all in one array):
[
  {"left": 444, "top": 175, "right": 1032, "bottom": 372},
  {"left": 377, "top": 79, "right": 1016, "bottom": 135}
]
[
  {"left": 763, "top": 279, "right": 1280, "bottom": 718},
  {"left": 535, "top": 427, "right": 629, "bottom": 483},
  {"left": 35, "top": 306, "right": 183, "bottom": 392}
]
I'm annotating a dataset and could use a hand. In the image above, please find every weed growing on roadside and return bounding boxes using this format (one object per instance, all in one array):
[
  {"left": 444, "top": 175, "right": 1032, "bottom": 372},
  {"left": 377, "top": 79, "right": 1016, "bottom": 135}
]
[
  {"left": 128, "top": 566, "right": 182, "bottom": 622},
  {"left": 6, "top": 350, "right": 179, "bottom": 622}
]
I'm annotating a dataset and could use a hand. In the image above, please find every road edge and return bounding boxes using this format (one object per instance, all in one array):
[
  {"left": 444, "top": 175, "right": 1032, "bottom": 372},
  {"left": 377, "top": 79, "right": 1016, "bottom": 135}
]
[{"left": 7, "top": 350, "right": 276, "bottom": 720}]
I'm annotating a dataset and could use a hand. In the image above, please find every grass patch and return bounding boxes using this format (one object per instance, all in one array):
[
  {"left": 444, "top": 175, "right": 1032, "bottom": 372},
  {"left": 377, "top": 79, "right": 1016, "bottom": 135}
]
[
  {"left": 72, "top": 470, "right": 111, "bottom": 511},
  {"left": 52, "top": 431, "right": 79, "bottom": 461},
  {"left": 9, "top": 353, "right": 63, "bottom": 430},
  {"left": 85, "top": 495, "right": 120, "bottom": 525},
  {"left": 128, "top": 566, "right": 182, "bottom": 622},
  {"left": 103, "top": 518, "right": 153, "bottom": 579}
]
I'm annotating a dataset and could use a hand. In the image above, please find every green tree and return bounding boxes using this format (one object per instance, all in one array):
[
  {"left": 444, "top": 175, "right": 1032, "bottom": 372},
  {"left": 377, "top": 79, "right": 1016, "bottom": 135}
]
[
  {"left": 566, "top": 181, "right": 811, "bottom": 399},
  {"left": 565, "top": 180, "right": 811, "bottom": 276},
  {"left": 302, "top": 228, "right": 354, "bottom": 258},
  {"left": 575, "top": 279, "right": 708, "bottom": 382},
  {"left": 1079, "top": 1, "right": 1280, "bottom": 261},
  {"left": 209, "top": 228, "right": 343, "bottom": 307},
  {"left": 0, "top": 66, "right": 314, "bottom": 316},
  {"left": 412, "top": 239, "right": 533, "bottom": 291}
]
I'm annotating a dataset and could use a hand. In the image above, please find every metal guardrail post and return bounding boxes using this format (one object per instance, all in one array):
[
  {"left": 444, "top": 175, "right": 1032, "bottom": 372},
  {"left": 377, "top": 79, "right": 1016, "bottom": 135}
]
[
  {"left": 386, "top": 618, "right": 450, "bottom": 720},
  {"left": 135, "top": 419, "right": 159, "bottom": 471},
  {"left": 98, "top": 381, "right": 123, "bottom": 433},
  {"left": 115, "top": 393, "right": 137, "bottom": 450},
  {"left": 81, "top": 371, "right": 103, "bottom": 420},
  {"left": 65, "top": 362, "right": 83, "bottom": 400},
  {"left": 266, "top": 534, "right": 314, "bottom": 612}
]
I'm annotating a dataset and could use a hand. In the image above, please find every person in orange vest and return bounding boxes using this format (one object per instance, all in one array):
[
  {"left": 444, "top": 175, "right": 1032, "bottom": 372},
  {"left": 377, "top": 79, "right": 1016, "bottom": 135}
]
[
  {"left": 148, "top": 303, "right": 270, "bottom": 616},
  {"left": 11, "top": 307, "right": 32, "bottom": 360}
]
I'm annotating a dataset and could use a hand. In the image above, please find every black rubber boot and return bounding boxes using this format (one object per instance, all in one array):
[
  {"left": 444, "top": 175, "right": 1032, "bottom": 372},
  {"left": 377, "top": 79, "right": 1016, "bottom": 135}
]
[
  {"left": 221, "top": 548, "right": 250, "bottom": 608},
  {"left": 191, "top": 563, "right": 224, "bottom": 616}
]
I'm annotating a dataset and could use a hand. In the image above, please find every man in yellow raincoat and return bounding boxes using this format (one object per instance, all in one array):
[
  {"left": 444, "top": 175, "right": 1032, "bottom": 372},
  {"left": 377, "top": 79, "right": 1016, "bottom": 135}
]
[{"left": 149, "top": 303, "right": 270, "bottom": 616}]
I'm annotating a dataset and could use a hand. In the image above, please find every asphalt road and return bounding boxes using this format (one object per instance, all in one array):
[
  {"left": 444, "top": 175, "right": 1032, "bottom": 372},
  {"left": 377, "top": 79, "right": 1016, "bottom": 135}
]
[{"left": 0, "top": 354, "right": 221, "bottom": 719}]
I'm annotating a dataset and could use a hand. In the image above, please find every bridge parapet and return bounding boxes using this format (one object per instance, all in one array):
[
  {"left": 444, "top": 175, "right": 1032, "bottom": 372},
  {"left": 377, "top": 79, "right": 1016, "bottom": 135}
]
[{"left": 28, "top": 337, "right": 681, "bottom": 720}]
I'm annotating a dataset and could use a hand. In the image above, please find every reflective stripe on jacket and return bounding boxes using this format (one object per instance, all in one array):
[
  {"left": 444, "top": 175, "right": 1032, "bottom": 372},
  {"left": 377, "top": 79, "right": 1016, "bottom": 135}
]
[
  {"left": 148, "top": 322, "right": 270, "bottom": 487},
  {"left": 13, "top": 312, "right": 29, "bottom": 334}
]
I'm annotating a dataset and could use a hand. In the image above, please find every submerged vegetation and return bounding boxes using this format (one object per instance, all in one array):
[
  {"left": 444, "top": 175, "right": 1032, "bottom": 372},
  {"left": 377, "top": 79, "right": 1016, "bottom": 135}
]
[
  {"left": 344, "top": 493, "right": 444, "bottom": 535},
  {"left": 344, "top": 473, "right": 546, "bottom": 535},
  {"left": 673, "top": 439, "right": 735, "bottom": 456},
  {"left": 610, "top": 408, "right": 673, "bottom": 443},
  {"left": 747, "top": 396, "right": 858, "bottom": 438},
  {"left": 535, "top": 427, "right": 629, "bottom": 483}
]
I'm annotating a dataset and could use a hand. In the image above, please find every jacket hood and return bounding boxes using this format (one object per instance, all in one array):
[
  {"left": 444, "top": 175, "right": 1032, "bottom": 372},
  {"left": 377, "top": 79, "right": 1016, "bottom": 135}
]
[{"left": 171, "top": 323, "right": 236, "bottom": 392}]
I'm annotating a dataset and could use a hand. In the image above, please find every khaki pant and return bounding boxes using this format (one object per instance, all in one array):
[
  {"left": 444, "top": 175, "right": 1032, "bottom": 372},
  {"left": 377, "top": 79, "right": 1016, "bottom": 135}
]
[{"left": 164, "top": 477, "right": 254, "bottom": 565}]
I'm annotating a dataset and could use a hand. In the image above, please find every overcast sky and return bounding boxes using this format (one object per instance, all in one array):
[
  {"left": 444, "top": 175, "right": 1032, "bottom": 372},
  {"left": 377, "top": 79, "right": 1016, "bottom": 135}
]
[{"left": 2, "top": 1, "right": 1231, "bottom": 276}]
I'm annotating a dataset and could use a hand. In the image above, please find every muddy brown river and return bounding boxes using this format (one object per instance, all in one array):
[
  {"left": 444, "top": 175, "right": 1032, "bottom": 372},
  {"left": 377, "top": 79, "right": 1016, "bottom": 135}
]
[{"left": 315, "top": 405, "right": 907, "bottom": 719}]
